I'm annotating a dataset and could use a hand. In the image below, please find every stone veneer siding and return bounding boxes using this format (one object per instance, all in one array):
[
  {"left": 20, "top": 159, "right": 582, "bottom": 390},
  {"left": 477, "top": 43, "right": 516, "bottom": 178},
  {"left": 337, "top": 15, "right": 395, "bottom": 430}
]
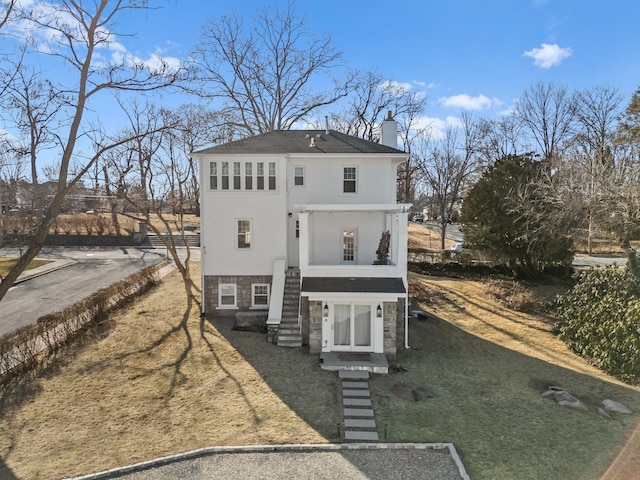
[
  {"left": 304, "top": 298, "right": 405, "bottom": 360},
  {"left": 203, "top": 275, "right": 272, "bottom": 314}
]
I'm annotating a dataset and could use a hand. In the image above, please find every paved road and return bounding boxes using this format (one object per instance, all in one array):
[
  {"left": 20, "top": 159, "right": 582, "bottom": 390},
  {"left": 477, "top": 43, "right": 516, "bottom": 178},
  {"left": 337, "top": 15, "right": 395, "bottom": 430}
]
[{"left": 0, "top": 247, "right": 198, "bottom": 338}]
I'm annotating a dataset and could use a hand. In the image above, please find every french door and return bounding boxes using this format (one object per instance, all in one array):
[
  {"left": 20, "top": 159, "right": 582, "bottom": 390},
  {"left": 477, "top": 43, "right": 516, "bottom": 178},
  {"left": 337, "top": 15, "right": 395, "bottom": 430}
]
[
  {"left": 332, "top": 304, "right": 372, "bottom": 351},
  {"left": 342, "top": 228, "right": 357, "bottom": 264}
]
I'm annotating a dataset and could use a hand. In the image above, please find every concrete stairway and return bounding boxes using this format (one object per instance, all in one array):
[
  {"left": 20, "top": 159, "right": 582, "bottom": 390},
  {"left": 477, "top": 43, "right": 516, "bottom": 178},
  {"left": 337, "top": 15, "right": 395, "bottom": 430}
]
[
  {"left": 277, "top": 268, "right": 302, "bottom": 347},
  {"left": 146, "top": 233, "right": 200, "bottom": 248},
  {"left": 339, "top": 370, "right": 379, "bottom": 441}
]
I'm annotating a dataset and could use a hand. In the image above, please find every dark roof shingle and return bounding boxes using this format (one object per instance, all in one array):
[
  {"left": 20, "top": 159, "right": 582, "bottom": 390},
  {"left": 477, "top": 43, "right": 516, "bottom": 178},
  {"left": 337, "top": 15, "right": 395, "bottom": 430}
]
[
  {"left": 193, "top": 130, "right": 405, "bottom": 155},
  {"left": 301, "top": 277, "right": 406, "bottom": 294}
]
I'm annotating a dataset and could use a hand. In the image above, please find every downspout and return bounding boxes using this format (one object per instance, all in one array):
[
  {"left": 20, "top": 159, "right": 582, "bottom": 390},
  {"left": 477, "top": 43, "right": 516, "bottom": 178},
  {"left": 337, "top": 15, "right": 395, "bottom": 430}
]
[{"left": 405, "top": 284, "right": 409, "bottom": 350}]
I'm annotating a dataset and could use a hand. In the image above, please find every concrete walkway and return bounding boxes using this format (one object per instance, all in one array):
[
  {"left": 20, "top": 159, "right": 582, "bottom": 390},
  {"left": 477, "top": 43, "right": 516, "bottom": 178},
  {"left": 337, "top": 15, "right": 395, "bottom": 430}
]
[{"left": 340, "top": 370, "right": 379, "bottom": 442}]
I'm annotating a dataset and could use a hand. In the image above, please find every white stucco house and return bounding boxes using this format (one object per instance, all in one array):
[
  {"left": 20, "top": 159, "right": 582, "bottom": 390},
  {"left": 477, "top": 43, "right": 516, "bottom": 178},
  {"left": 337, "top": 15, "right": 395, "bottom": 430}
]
[{"left": 191, "top": 113, "right": 411, "bottom": 362}]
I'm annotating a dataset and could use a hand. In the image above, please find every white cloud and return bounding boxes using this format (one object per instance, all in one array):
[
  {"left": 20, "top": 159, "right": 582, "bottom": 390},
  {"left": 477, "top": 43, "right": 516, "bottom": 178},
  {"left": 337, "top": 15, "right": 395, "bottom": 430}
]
[
  {"left": 439, "top": 94, "right": 502, "bottom": 111},
  {"left": 415, "top": 115, "right": 463, "bottom": 139},
  {"left": 523, "top": 43, "right": 572, "bottom": 68}
]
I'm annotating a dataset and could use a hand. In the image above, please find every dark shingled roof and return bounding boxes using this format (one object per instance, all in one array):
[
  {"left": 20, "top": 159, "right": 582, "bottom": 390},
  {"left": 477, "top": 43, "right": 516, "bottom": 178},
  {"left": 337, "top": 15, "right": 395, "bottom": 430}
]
[
  {"left": 193, "top": 130, "right": 406, "bottom": 155},
  {"left": 301, "top": 277, "right": 406, "bottom": 294}
]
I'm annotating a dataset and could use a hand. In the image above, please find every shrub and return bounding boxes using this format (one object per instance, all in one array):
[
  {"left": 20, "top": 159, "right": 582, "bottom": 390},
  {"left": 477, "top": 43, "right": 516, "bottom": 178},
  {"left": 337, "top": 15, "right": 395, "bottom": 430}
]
[
  {"left": 0, "top": 265, "right": 161, "bottom": 384},
  {"left": 555, "top": 267, "right": 640, "bottom": 381}
]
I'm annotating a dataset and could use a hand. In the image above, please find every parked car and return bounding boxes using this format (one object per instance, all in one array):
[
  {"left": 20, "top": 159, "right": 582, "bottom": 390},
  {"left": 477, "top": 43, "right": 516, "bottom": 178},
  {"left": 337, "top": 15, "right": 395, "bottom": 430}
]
[
  {"left": 412, "top": 213, "right": 424, "bottom": 223},
  {"left": 450, "top": 241, "right": 465, "bottom": 252},
  {"left": 436, "top": 215, "right": 452, "bottom": 224}
]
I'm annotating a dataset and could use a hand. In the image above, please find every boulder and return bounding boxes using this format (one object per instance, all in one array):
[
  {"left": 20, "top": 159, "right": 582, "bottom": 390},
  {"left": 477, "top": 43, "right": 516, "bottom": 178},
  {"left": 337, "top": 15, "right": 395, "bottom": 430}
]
[
  {"left": 542, "top": 386, "right": 588, "bottom": 411},
  {"left": 602, "top": 399, "right": 632, "bottom": 415}
]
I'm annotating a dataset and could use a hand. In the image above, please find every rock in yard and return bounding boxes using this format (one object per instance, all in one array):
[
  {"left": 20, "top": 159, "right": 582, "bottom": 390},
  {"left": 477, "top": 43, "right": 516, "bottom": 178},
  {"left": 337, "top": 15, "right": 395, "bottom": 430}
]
[
  {"left": 542, "top": 386, "right": 588, "bottom": 411},
  {"left": 602, "top": 399, "right": 633, "bottom": 415}
]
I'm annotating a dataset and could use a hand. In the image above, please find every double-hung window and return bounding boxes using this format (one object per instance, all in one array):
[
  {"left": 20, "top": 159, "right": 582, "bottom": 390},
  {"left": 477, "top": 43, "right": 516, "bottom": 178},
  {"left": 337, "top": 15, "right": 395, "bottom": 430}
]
[
  {"left": 218, "top": 283, "right": 237, "bottom": 308},
  {"left": 257, "top": 162, "right": 265, "bottom": 190},
  {"left": 245, "top": 162, "right": 253, "bottom": 190},
  {"left": 233, "top": 162, "right": 241, "bottom": 190},
  {"left": 221, "top": 162, "right": 230, "bottom": 190},
  {"left": 343, "top": 166, "right": 357, "bottom": 193},
  {"left": 294, "top": 166, "right": 304, "bottom": 186},
  {"left": 252, "top": 284, "right": 270, "bottom": 308},
  {"left": 268, "top": 162, "right": 276, "bottom": 190},
  {"left": 209, "top": 162, "right": 217, "bottom": 190},
  {"left": 237, "top": 219, "right": 251, "bottom": 249}
]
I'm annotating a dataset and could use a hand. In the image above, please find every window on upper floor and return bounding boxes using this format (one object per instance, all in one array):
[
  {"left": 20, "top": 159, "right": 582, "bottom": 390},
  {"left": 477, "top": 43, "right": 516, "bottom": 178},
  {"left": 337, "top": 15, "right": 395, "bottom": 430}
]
[
  {"left": 294, "top": 166, "right": 304, "bottom": 186},
  {"left": 245, "top": 162, "right": 253, "bottom": 190},
  {"left": 237, "top": 219, "right": 251, "bottom": 249},
  {"left": 343, "top": 166, "right": 357, "bottom": 193},
  {"left": 233, "top": 162, "right": 241, "bottom": 190},
  {"left": 257, "top": 162, "right": 265, "bottom": 190},
  {"left": 268, "top": 162, "right": 276, "bottom": 190},
  {"left": 209, "top": 162, "right": 217, "bottom": 190},
  {"left": 221, "top": 162, "right": 230, "bottom": 190}
]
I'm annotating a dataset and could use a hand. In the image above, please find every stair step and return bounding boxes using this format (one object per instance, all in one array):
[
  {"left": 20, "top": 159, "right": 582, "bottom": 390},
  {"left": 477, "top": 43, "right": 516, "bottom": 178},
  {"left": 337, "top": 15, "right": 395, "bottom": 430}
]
[
  {"left": 342, "top": 381, "right": 369, "bottom": 389},
  {"left": 344, "top": 430, "right": 378, "bottom": 441},
  {"left": 339, "top": 370, "right": 370, "bottom": 380},
  {"left": 343, "top": 408, "right": 374, "bottom": 418},
  {"left": 343, "top": 389, "right": 370, "bottom": 398},
  {"left": 344, "top": 419, "right": 376, "bottom": 429},
  {"left": 343, "top": 398, "right": 372, "bottom": 407}
]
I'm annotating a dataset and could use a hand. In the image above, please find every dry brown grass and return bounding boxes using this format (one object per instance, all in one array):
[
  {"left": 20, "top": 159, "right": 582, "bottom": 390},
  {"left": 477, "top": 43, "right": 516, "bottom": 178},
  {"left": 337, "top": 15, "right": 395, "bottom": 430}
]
[
  {"left": 0, "top": 264, "right": 336, "bottom": 480},
  {"left": 408, "top": 272, "right": 613, "bottom": 380},
  {"left": 0, "top": 258, "right": 50, "bottom": 277},
  {"left": 407, "top": 223, "right": 455, "bottom": 251}
]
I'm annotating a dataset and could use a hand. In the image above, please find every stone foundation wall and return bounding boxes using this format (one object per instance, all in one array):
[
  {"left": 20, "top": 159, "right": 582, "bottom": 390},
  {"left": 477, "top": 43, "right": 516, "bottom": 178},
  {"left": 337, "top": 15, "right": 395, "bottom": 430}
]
[
  {"left": 383, "top": 301, "right": 398, "bottom": 360},
  {"left": 203, "top": 275, "right": 272, "bottom": 314},
  {"left": 307, "top": 299, "right": 322, "bottom": 353}
]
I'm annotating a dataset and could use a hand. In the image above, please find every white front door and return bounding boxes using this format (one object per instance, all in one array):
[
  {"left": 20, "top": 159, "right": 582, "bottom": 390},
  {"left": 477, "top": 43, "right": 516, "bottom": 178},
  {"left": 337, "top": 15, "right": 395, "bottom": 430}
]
[
  {"left": 342, "top": 228, "right": 357, "bottom": 264},
  {"left": 332, "top": 304, "right": 372, "bottom": 351}
]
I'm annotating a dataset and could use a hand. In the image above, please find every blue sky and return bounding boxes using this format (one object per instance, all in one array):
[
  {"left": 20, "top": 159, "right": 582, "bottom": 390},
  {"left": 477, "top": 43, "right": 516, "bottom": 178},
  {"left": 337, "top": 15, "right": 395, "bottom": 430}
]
[
  {"left": 3, "top": 0, "right": 640, "bottom": 147},
  {"left": 123, "top": 0, "right": 640, "bottom": 130}
]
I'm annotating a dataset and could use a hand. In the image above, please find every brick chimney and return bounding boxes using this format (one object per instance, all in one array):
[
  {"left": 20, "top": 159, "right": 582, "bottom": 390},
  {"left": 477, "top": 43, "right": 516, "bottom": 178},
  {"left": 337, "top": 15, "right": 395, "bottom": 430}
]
[{"left": 379, "top": 110, "right": 398, "bottom": 149}]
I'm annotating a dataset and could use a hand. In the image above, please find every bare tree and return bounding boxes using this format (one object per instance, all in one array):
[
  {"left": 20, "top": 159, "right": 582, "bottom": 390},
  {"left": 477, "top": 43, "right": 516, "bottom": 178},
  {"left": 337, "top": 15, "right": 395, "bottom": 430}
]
[
  {"left": 572, "top": 85, "right": 623, "bottom": 254},
  {"left": 0, "top": 0, "right": 16, "bottom": 30},
  {"left": 101, "top": 102, "right": 212, "bottom": 301},
  {"left": 417, "top": 112, "right": 483, "bottom": 249},
  {"left": 0, "top": 0, "right": 180, "bottom": 302},
  {"left": 191, "top": 1, "right": 350, "bottom": 136},
  {"left": 1, "top": 62, "right": 66, "bottom": 188},
  {"left": 477, "top": 115, "right": 525, "bottom": 166},
  {"left": 514, "top": 81, "right": 577, "bottom": 162}
]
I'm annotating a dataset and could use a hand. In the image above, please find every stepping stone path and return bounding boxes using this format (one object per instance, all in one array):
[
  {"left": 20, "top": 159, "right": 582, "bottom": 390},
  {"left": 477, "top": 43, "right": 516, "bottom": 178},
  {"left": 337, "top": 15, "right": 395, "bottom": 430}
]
[{"left": 339, "top": 370, "right": 379, "bottom": 442}]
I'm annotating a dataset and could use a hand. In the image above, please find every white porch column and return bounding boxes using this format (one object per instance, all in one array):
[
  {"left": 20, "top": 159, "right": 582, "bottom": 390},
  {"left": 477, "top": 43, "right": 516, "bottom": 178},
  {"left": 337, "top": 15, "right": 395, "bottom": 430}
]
[
  {"left": 397, "top": 211, "right": 409, "bottom": 269},
  {"left": 298, "top": 211, "right": 310, "bottom": 270}
]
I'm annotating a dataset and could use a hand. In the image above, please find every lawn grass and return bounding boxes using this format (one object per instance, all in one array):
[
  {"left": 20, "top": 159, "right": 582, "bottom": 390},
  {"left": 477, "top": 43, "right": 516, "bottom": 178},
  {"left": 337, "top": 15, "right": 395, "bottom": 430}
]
[
  {"left": 372, "top": 273, "right": 640, "bottom": 479},
  {"left": 0, "top": 258, "right": 51, "bottom": 277},
  {"left": 1, "top": 235, "right": 640, "bottom": 478},
  {"left": 0, "top": 265, "right": 337, "bottom": 479}
]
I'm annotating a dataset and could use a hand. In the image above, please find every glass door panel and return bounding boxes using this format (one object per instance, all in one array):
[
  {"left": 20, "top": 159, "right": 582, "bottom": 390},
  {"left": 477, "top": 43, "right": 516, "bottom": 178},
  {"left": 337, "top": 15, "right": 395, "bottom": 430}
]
[
  {"left": 354, "top": 305, "right": 372, "bottom": 347},
  {"left": 333, "top": 304, "right": 350, "bottom": 346}
]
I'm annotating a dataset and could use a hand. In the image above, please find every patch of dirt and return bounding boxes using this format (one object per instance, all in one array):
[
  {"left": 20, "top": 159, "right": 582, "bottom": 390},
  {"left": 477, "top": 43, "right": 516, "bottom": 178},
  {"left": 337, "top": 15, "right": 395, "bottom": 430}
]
[{"left": 391, "top": 381, "right": 438, "bottom": 402}]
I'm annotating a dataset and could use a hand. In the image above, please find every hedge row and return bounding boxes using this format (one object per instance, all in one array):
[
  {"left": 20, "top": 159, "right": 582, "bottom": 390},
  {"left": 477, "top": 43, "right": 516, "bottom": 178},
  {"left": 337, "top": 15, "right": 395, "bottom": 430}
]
[{"left": 0, "top": 264, "right": 161, "bottom": 384}]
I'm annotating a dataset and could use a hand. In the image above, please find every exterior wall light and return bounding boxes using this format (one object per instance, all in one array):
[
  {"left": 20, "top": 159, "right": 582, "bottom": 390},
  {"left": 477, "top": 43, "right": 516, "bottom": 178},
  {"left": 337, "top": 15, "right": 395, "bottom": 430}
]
[
  {"left": 377, "top": 303, "right": 382, "bottom": 318},
  {"left": 323, "top": 302, "right": 329, "bottom": 317}
]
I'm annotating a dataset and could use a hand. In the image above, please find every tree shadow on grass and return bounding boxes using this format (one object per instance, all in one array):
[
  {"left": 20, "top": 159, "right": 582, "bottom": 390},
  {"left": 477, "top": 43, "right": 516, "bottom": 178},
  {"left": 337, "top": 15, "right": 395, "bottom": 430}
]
[
  {"left": 201, "top": 314, "right": 342, "bottom": 442},
  {"left": 0, "top": 459, "right": 19, "bottom": 480}
]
